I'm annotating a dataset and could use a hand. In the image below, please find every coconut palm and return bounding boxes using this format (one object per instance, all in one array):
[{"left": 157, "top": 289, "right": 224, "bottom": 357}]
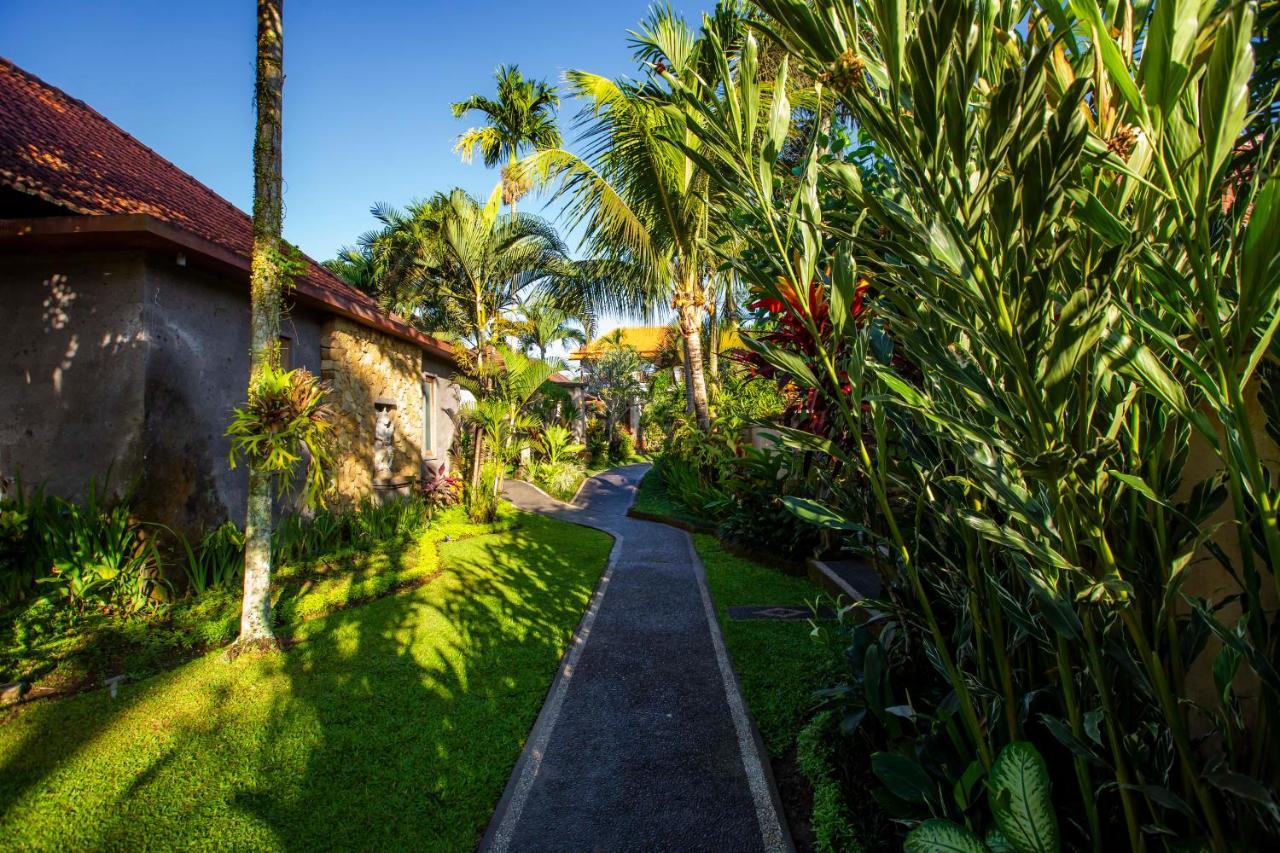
[
  {"left": 361, "top": 189, "right": 573, "bottom": 487},
  {"left": 513, "top": 296, "right": 586, "bottom": 360},
  {"left": 519, "top": 6, "right": 746, "bottom": 430},
  {"left": 452, "top": 65, "right": 561, "bottom": 213},
  {"left": 361, "top": 189, "right": 573, "bottom": 357}
]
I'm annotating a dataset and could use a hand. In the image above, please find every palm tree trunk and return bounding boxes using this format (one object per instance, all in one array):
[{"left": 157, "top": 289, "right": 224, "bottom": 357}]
[
  {"left": 239, "top": 0, "right": 285, "bottom": 648},
  {"left": 677, "top": 297, "right": 711, "bottom": 431},
  {"left": 707, "top": 295, "right": 719, "bottom": 381},
  {"left": 470, "top": 320, "right": 486, "bottom": 491}
]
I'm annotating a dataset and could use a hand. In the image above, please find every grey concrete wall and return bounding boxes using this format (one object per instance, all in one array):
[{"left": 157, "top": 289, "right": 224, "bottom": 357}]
[
  {"left": 138, "top": 252, "right": 326, "bottom": 533},
  {"left": 1, "top": 244, "right": 460, "bottom": 531},
  {"left": 0, "top": 249, "right": 149, "bottom": 501},
  {"left": 423, "top": 351, "right": 461, "bottom": 476}
]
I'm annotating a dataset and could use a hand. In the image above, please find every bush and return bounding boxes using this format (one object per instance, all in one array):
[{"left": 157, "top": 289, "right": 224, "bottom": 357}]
[
  {"left": 531, "top": 460, "right": 587, "bottom": 502},
  {"left": 466, "top": 461, "right": 504, "bottom": 524},
  {"left": 608, "top": 428, "right": 636, "bottom": 464}
]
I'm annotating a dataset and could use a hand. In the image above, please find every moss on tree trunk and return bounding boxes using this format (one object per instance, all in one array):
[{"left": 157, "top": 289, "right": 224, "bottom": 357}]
[{"left": 239, "top": 0, "right": 285, "bottom": 648}]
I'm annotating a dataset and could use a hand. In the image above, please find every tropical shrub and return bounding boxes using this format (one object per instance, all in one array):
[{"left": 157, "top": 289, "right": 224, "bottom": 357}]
[
  {"left": 530, "top": 459, "right": 588, "bottom": 502},
  {"left": 28, "top": 481, "right": 165, "bottom": 615},
  {"left": 534, "top": 424, "right": 585, "bottom": 465},
  {"left": 466, "top": 460, "right": 505, "bottom": 523},
  {"left": 175, "top": 521, "right": 245, "bottom": 596},
  {"left": 657, "top": 0, "right": 1280, "bottom": 846},
  {"left": 419, "top": 468, "right": 463, "bottom": 512}
]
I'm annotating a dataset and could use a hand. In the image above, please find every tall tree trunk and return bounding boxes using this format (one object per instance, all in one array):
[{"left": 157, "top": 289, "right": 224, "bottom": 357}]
[
  {"left": 707, "top": 294, "right": 719, "bottom": 383},
  {"left": 677, "top": 289, "right": 711, "bottom": 431},
  {"left": 469, "top": 321, "right": 486, "bottom": 491},
  {"left": 239, "top": 0, "right": 285, "bottom": 648}
]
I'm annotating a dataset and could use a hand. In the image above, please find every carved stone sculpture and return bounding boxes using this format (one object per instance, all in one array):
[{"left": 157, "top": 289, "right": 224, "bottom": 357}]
[{"left": 374, "top": 407, "right": 395, "bottom": 482}]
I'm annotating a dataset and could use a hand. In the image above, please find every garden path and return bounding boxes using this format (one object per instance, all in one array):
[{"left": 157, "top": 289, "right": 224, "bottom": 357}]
[{"left": 482, "top": 464, "right": 790, "bottom": 852}]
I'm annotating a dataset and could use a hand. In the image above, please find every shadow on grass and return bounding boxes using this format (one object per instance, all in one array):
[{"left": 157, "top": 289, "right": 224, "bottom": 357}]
[{"left": 0, "top": 513, "right": 608, "bottom": 851}]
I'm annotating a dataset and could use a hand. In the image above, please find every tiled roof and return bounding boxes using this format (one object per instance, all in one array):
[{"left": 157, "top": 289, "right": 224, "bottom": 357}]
[
  {"left": 0, "top": 56, "right": 453, "bottom": 362},
  {"left": 570, "top": 326, "right": 744, "bottom": 361}
]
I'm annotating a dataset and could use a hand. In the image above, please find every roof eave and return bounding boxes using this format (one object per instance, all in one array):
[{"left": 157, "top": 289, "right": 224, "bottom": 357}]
[{"left": 0, "top": 213, "right": 457, "bottom": 365}]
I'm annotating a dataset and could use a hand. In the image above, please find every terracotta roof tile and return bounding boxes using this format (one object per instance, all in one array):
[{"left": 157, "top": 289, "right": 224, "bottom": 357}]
[{"left": 0, "top": 55, "right": 453, "bottom": 362}]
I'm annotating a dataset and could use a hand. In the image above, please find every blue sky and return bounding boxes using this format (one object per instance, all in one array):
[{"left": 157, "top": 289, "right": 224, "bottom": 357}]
[{"left": 0, "top": 0, "right": 711, "bottom": 276}]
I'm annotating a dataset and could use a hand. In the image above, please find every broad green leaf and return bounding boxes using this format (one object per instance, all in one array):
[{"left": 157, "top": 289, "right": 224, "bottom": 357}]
[
  {"left": 1200, "top": 3, "right": 1253, "bottom": 183},
  {"left": 1139, "top": 0, "right": 1198, "bottom": 119},
  {"left": 1065, "top": 187, "right": 1130, "bottom": 246},
  {"left": 781, "top": 496, "right": 864, "bottom": 532},
  {"left": 872, "top": 752, "right": 935, "bottom": 804},
  {"left": 904, "top": 819, "right": 986, "bottom": 853},
  {"left": 988, "top": 742, "right": 1060, "bottom": 853},
  {"left": 1069, "top": 0, "right": 1148, "bottom": 125},
  {"left": 1107, "top": 471, "right": 1167, "bottom": 506},
  {"left": 1239, "top": 173, "right": 1280, "bottom": 337}
]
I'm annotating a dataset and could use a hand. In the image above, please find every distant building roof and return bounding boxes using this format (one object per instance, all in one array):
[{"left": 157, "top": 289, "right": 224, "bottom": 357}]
[
  {"left": 0, "top": 56, "right": 454, "bottom": 363},
  {"left": 548, "top": 371, "right": 584, "bottom": 387},
  {"left": 570, "top": 325, "right": 743, "bottom": 362}
]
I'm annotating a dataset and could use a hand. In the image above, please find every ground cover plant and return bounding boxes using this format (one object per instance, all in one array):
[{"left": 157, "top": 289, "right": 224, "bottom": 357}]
[
  {"left": 0, "top": 509, "right": 612, "bottom": 851},
  {"left": 0, "top": 485, "right": 466, "bottom": 694}
]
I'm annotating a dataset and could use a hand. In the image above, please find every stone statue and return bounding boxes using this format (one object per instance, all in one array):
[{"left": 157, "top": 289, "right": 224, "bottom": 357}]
[{"left": 374, "top": 407, "right": 395, "bottom": 481}]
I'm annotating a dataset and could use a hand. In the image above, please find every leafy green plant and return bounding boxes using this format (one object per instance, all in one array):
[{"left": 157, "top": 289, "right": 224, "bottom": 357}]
[
  {"left": 530, "top": 459, "right": 587, "bottom": 501},
  {"left": 173, "top": 521, "right": 245, "bottom": 596},
  {"left": 466, "top": 460, "right": 505, "bottom": 524},
  {"left": 226, "top": 363, "right": 335, "bottom": 508},
  {"left": 902, "top": 742, "right": 1059, "bottom": 853},
  {"left": 30, "top": 480, "right": 164, "bottom": 615},
  {"left": 534, "top": 424, "right": 584, "bottom": 465},
  {"left": 650, "top": 0, "right": 1280, "bottom": 847}
]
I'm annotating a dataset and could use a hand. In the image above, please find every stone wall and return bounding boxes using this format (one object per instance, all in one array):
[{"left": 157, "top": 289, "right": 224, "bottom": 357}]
[{"left": 321, "top": 317, "right": 431, "bottom": 504}]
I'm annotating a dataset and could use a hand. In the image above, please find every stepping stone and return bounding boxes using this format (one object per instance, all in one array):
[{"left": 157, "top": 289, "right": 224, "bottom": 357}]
[{"left": 727, "top": 604, "right": 837, "bottom": 620}]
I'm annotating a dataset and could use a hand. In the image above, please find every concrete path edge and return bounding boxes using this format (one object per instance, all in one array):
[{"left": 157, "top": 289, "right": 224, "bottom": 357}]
[{"left": 480, "top": 468, "right": 793, "bottom": 852}]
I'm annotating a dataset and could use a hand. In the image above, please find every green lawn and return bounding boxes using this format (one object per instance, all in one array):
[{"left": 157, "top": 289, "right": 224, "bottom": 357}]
[
  {"left": 0, "top": 510, "right": 612, "bottom": 851},
  {"left": 695, "top": 534, "right": 862, "bottom": 852},
  {"left": 695, "top": 533, "right": 833, "bottom": 758}
]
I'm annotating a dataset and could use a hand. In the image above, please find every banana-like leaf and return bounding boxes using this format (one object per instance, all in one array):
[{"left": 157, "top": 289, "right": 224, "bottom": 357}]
[
  {"left": 1199, "top": 3, "right": 1254, "bottom": 184},
  {"left": 904, "top": 819, "right": 986, "bottom": 853},
  {"left": 781, "top": 496, "right": 866, "bottom": 532},
  {"left": 988, "top": 741, "right": 1060, "bottom": 853}
]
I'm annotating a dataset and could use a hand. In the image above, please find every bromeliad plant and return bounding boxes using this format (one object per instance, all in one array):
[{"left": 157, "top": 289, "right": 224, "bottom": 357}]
[
  {"left": 666, "top": 0, "right": 1280, "bottom": 848},
  {"left": 227, "top": 362, "right": 335, "bottom": 509}
]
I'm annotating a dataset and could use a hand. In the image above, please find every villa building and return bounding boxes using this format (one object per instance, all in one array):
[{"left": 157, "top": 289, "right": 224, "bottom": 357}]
[{"left": 0, "top": 57, "right": 461, "bottom": 535}]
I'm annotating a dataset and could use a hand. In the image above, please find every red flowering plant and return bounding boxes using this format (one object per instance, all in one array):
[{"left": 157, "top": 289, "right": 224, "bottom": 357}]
[{"left": 737, "top": 267, "right": 873, "bottom": 437}]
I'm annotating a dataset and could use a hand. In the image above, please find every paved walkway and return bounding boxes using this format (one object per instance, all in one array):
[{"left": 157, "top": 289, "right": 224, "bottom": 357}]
[{"left": 482, "top": 464, "right": 790, "bottom": 852}]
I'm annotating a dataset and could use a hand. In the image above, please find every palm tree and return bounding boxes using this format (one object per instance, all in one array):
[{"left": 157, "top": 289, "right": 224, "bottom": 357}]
[
  {"left": 452, "top": 65, "right": 561, "bottom": 214},
  {"left": 519, "top": 6, "right": 738, "bottom": 430},
  {"left": 238, "top": 0, "right": 285, "bottom": 649},
  {"left": 513, "top": 296, "right": 586, "bottom": 360},
  {"left": 361, "top": 189, "right": 574, "bottom": 486}
]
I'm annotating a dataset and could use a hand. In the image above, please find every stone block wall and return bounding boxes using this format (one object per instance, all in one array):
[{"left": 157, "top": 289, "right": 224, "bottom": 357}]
[{"left": 321, "top": 317, "right": 429, "bottom": 504}]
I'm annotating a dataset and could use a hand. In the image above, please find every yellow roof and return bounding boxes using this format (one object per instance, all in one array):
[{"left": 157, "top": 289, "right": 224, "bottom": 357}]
[{"left": 570, "top": 326, "right": 744, "bottom": 361}]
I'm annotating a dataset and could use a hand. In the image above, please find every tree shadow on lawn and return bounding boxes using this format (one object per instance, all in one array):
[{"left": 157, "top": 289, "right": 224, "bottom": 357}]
[{"left": 0, "top": 515, "right": 607, "bottom": 851}]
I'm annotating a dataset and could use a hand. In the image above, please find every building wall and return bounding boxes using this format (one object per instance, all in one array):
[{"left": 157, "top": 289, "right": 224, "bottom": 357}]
[
  {"left": 137, "top": 252, "right": 326, "bottom": 534},
  {"left": 321, "top": 317, "right": 460, "bottom": 505},
  {"left": 0, "top": 249, "right": 149, "bottom": 501}
]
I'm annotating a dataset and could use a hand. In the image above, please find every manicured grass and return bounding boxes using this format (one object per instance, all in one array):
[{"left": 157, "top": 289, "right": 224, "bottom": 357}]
[
  {"left": 0, "top": 510, "right": 612, "bottom": 851},
  {"left": 694, "top": 533, "right": 833, "bottom": 756},
  {"left": 694, "top": 533, "right": 863, "bottom": 852}
]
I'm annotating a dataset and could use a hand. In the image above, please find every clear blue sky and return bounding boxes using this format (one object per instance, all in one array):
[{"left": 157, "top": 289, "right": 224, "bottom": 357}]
[{"left": 0, "top": 0, "right": 712, "bottom": 270}]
